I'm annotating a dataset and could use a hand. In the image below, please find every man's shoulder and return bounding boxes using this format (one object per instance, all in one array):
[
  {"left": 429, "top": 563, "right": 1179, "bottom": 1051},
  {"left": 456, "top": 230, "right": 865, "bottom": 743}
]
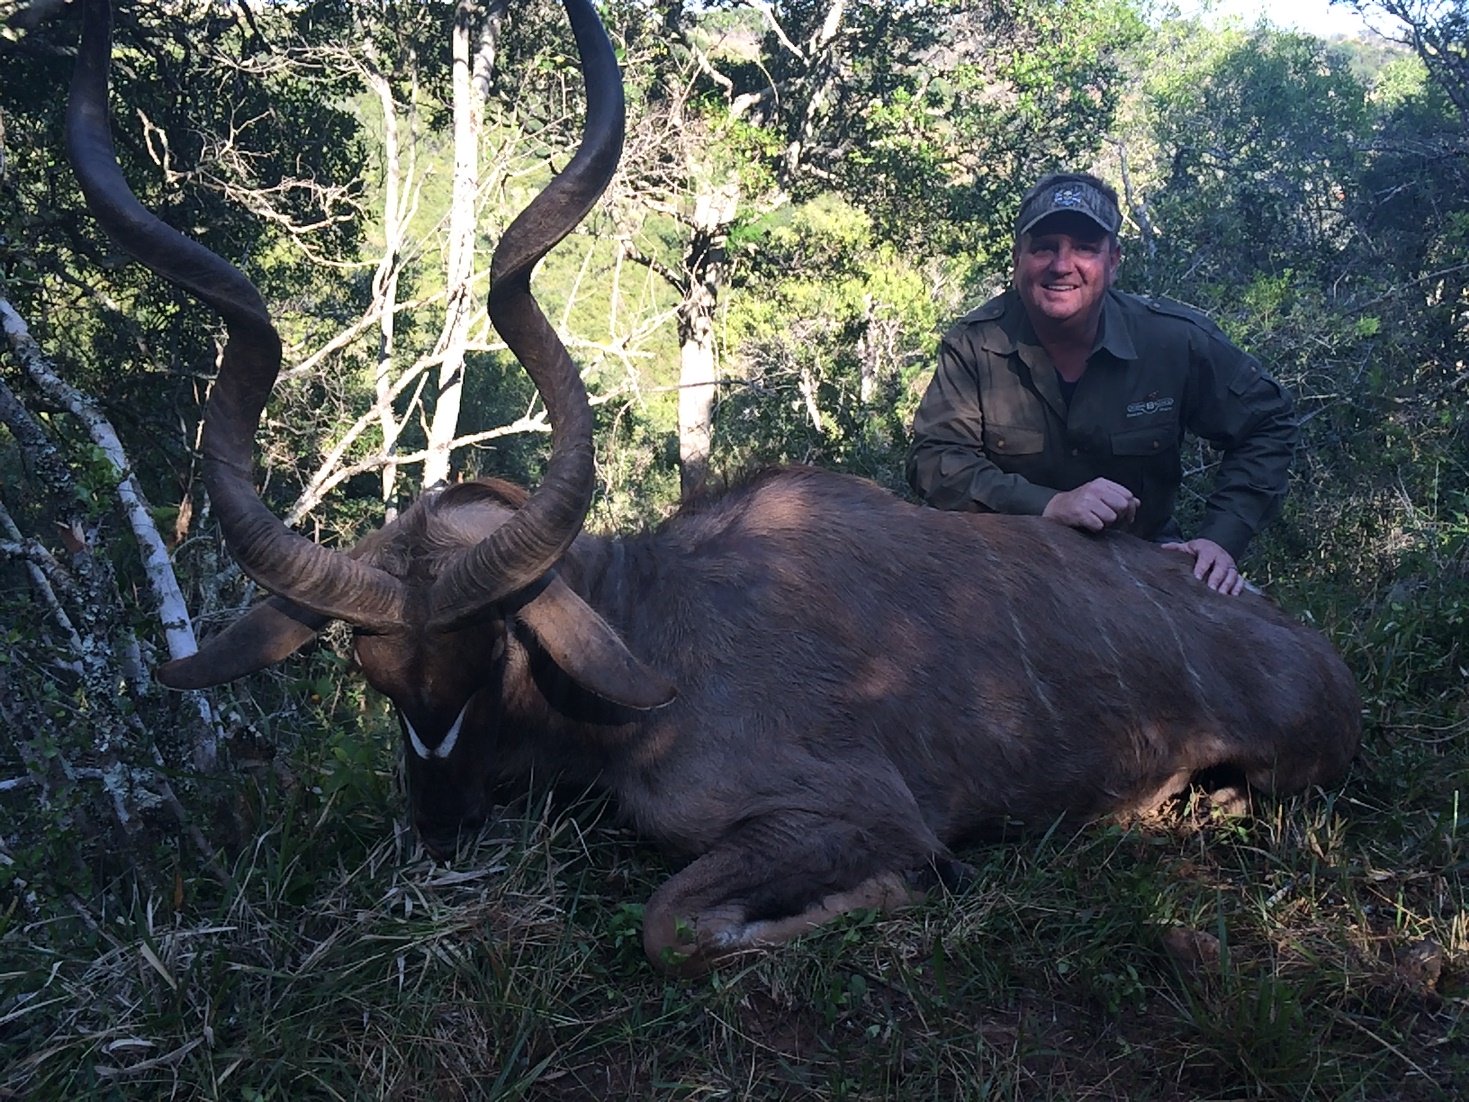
[
  {"left": 1121, "top": 291, "right": 1230, "bottom": 340},
  {"left": 943, "top": 290, "right": 1021, "bottom": 357},
  {"left": 951, "top": 290, "right": 1014, "bottom": 330}
]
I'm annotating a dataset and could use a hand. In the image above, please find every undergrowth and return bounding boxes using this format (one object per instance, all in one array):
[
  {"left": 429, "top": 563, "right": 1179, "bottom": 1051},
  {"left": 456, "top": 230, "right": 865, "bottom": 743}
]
[{"left": 2, "top": 675, "right": 1464, "bottom": 1099}]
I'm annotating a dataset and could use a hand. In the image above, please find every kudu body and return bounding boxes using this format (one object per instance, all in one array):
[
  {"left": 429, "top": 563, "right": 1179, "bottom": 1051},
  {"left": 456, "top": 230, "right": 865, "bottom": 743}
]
[{"left": 69, "top": 0, "right": 1360, "bottom": 971}]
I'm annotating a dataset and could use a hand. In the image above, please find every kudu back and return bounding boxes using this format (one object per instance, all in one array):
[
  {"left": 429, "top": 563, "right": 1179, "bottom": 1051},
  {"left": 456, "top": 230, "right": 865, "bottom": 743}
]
[{"left": 68, "top": 0, "right": 1360, "bottom": 972}]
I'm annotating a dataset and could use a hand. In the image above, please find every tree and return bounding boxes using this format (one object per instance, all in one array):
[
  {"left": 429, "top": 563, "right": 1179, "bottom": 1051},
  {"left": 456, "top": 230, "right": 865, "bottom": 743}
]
[
  {"left": 608, "top": 0, "right": 1140, "bottom": 496},
  {"left": 1113, "top": 23, "right": 1369, "bottom": 292},
  {"left": 714, "top": 193, "right": 944, "bottom": 488},
  {"left": 421, "top": 0, "right": 509, "bottom": 488},
  {"left": 1, "top": 0, "right": 365, "bottom": 887},
  {"left": 1347, "top": 0, "right": 1469, "bottom": 122}
]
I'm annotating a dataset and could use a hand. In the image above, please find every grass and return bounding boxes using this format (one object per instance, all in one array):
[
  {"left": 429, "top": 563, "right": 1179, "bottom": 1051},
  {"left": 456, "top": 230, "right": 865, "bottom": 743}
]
[{"left": 2, "top": 703, "right": 1464, "bottom": 1101}]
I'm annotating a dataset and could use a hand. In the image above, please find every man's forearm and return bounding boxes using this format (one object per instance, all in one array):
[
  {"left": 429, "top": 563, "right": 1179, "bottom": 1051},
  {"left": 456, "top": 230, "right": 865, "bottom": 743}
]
[{"left": 907, "top": 440, "right": 1057, "bottom": 515}]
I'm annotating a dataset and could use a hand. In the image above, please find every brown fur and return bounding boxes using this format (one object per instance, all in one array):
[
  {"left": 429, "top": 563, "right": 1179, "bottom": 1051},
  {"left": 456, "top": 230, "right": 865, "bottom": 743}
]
[{"left": 349, "top": 466, "right": 1360, "bottom": 971}]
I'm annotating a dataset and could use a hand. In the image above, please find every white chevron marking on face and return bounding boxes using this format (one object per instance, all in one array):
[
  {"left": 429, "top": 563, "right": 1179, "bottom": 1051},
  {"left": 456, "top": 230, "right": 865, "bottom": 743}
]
[
  {"left": 404, "top": 700, "right": 472, "bottom": 761},
  {"left": 436, "top": 701, "right": 469, "bottom": 760},
  {"left": 406, "top": 717, "right": 433, "bottom": 761}
]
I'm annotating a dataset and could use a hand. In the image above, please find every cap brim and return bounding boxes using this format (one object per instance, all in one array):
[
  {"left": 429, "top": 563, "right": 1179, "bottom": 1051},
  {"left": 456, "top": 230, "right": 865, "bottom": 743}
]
[{"left": 1017, "top": 209, "right": 1116, "bottom": 239}]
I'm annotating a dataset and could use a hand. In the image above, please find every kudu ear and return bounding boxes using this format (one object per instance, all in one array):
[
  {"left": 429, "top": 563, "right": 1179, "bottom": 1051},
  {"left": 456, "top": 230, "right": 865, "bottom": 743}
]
[
  {"left": 515, "top": 576, "right": 676, "bottom": 710},
  {"left": 157, "top": 595, "right": 330, "bottom": 690}
]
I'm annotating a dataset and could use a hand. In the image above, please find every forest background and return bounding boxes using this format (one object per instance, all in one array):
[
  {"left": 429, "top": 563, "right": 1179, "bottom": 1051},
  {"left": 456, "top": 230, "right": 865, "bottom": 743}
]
[{"left": 1, "top": 0, "right": 1466, "bottom": 1097}]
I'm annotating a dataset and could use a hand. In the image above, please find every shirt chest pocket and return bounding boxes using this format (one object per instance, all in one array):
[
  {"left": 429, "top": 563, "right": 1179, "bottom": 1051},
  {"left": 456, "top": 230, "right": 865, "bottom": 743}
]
[
  {"left": 983, "top": 423, "right": 1046, "bottom": 456},
  {"left": 1110, "top": 423, "right": 1177, "bottom": 456}
]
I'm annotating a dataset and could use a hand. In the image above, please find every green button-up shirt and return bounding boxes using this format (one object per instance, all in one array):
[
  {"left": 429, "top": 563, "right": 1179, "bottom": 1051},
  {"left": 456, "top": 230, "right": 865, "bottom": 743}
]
[{"left": 906, "top": 288, "right": 1298, "bottom": 561}]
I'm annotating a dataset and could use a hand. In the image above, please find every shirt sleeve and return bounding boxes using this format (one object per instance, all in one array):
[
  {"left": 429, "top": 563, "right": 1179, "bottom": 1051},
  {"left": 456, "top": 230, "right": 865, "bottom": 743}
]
[
  {"left": 1184, "top": 332, "right": 1299, "bottom": 560},
  {"left": 905, "top": 333, "right": 1058, "bottom": 516}
]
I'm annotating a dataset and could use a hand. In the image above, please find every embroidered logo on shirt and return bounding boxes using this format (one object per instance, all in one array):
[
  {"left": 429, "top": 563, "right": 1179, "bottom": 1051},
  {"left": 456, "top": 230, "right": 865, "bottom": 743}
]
[{"left": 1126, "top": 397, "right": 1175, "bottom": 417}]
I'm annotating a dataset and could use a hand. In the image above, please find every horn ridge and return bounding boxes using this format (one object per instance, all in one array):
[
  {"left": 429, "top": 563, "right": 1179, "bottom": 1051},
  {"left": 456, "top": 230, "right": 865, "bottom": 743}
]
[{"left": 66, "top": 0, "right": 409, "bottom": 628}]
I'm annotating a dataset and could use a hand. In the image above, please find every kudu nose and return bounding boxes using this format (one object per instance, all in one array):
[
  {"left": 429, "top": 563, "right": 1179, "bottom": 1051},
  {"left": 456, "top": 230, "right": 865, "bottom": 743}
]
[{"left": 415, "top": 806, "right": 489, "bottom": 860}]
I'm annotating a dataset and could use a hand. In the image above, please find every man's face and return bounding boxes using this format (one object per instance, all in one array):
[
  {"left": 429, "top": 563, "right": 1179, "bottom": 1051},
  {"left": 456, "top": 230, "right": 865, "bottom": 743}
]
[{"left": 1012, "top": 213, "right": 1121, "bottom": 332}]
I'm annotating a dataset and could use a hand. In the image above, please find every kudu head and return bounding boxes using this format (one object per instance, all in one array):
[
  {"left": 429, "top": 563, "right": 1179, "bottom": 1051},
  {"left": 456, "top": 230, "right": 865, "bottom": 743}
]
[{"left": 66, "top": 0, "right": 673, "bottom": 853}]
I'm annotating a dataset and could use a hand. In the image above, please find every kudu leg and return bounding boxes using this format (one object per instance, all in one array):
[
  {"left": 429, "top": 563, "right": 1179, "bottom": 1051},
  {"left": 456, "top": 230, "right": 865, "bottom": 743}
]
[
  {"left": 641, "top": 809, "right": 946, "bottom": 973},
  {"left": 1205, "top": 712, "right": 1358, "bottom": 809}
]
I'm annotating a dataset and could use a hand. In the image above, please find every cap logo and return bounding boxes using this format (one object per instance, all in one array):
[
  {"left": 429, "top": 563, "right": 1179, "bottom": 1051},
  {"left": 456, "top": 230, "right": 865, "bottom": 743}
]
[{"left": 1015, "top": 176, "right": 1120, "bottom": 237}]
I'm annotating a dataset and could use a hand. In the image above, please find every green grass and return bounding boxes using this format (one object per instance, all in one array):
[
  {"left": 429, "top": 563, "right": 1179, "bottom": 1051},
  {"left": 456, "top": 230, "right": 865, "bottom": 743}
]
[{"left": 2, "top": 702, "right": 1464, "bottom": 1101}]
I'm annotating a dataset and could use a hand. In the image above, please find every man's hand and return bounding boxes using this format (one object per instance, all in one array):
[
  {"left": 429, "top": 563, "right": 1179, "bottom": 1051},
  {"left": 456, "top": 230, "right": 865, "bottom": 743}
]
[
  {"left": 1042, "top": 478, "right": 1140, "bottom": 532},
  {"left": 1161, "top": 538, "right": 1246, "bottom": 596}
]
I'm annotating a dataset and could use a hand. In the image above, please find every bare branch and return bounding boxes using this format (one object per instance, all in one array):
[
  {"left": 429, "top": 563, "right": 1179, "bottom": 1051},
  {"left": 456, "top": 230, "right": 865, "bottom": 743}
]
[
  {"left": 619, "top": 236, "right": 689, "bottom": 294},
  {"left": 0, "top": 505, "right": 83, "bottom": 654},
  {"left": 745, "top": 0, "right": 806, "bottom": 61},
  {"left": 0, "top": 294, "right": 225, "bottom": 771},
  {"left": 1347, "top": 262, "right": 1469, "bottom": 313},
  {"left": 290, "top": 416, "right": 554, "bottom": 519}
]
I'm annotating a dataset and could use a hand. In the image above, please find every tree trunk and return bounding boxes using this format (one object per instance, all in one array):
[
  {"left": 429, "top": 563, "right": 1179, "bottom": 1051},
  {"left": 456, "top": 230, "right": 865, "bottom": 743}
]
[
  {"left": 677, "top": 181, "right": 739, "bottom": 500},
  {"left": 857, "top": 293, "right": 878, "bottom": 406},
  {"left": 423, "top": 0, "right": 503, "bottom": 487},
  {"left": 363, "top": 52, "right": 415, "bottom": 520}
]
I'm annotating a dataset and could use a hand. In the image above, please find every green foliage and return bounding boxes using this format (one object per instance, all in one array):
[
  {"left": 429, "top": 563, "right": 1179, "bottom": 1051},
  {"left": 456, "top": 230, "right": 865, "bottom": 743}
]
[
  {"left": 1128, "top": 24, "right": 1369, "bottom": 290},
  {"left": 849, "top": 0, "right": 1146, "bottom": 269},
  {"left": 2, "top": 1, "right": 370, "bottom": 529},
  {"left": 1369, "top": 50, "right": 1433, "bottom": 108},
  {"left": 715, "top": 195, "right": 944, "bottom": 489}
]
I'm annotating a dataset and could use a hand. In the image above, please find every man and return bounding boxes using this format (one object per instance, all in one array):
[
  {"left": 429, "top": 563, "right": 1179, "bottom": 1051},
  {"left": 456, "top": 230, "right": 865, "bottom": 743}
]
[{"left": 906, "top": 171, "right": 1297, "bottom": 596}]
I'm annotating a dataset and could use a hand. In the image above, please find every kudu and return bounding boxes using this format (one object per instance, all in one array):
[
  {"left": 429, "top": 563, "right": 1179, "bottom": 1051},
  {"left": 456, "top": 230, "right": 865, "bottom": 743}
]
[{"left": 69, "top": 0, "right": 1360, "bottom": 971}]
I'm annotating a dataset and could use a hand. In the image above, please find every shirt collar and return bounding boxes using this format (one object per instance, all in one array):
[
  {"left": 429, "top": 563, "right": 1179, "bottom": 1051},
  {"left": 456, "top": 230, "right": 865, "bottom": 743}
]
[
  {"left": 1096, "top": 291, "right": 1138, "bottom": 361},
  {"left": 978, "top": 289, "right": 1139, "bottom": 362}
]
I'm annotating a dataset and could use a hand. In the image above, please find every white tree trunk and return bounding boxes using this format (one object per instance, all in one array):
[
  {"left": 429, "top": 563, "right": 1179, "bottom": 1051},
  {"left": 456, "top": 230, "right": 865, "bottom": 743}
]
[
  {"left": 363, "top": 54, "right": 416, "bottom": 519},
  {"left": 423, "top": 0, "right": 502, "bottom": 487},
  {"left": 857, "top": 293, "right": 878, "bottom": 406},
  {"left": 677, "top": 181, "right": 739, "bottom": 500},
  {"left": 0, "top": 296, "right": 224, "bottom": 771}
]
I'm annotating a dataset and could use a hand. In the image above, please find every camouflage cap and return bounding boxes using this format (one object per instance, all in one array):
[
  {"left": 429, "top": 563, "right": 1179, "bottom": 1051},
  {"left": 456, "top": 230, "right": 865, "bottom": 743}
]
[{"left": 1014, "top": 176, "right": 1121, "bottom": 239}]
